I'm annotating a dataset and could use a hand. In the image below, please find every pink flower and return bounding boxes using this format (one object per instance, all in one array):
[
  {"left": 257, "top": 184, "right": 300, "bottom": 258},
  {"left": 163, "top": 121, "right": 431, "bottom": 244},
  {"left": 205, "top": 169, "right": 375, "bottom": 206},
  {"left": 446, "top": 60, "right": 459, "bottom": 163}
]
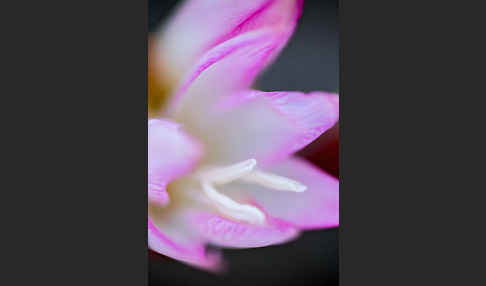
[{"left": 148, "top": 0, "right": 339, "bottom": 271}]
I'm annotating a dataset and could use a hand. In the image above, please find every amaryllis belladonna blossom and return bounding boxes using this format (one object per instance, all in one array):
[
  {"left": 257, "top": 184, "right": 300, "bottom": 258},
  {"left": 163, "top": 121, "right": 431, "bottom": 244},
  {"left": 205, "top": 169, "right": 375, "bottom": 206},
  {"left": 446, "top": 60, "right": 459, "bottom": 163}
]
[{"left": 148, "top": 0, "right": 339, "bottom": 270}]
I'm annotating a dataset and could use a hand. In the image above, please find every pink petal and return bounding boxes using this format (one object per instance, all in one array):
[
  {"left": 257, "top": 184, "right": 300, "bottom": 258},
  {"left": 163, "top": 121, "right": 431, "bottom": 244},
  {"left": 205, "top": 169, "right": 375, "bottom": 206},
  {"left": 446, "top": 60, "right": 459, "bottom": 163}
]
[
  {"left": 148, "top": 216, "right": 222, "bottom": 271},
  {"left": 190, "top": 212, "right": 299, "bottom": 249},
  {"left": 168, "top": 28, "right": 293, "bottom": 117},
  {"left": 148, "top": 119, "right": 202, "bottom": 206},
  {"left": 177, "top": 90, "right": 339, "bottom": 165},
  {"left": 240, "top": 157, "right": 339, "bottom": 229},
  {"left": 153, "top": 0, "right": 303, "bottom": 84}
]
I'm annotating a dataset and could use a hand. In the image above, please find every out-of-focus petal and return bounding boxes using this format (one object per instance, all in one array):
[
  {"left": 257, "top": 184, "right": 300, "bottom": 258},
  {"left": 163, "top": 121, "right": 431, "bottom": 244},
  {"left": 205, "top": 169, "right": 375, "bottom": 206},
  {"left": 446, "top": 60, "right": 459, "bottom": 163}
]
[
  {"left": 190, "top": 211, "right": 299, "bottom": 249},
  {"left": 242, "top": 157, "right": 339, "bottom": 229},
  {"left": 148, "top": 215, "right": 222, "bottom": 271},
  {"left": 148, "top": 119, "right": 202, "bottom": 206},
  {"left": 181, "top": 90, "right": 339, "bottom": 165},
  {"left": 153, "top": 0, "right": 303, "bottom": 84},
  {"left": 148, "top": 38, "right": 173, "bottom": 116}
]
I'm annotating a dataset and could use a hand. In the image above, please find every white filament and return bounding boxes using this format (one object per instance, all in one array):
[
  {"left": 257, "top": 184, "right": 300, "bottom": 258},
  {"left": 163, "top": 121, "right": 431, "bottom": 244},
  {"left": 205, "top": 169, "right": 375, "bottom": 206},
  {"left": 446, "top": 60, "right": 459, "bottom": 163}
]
[
  {"left": 241, "top": 171, "right": 307, "bottom": 192},
  {"left": 198, "top": 159, "right": 257, "bottom": 185},
  {"left": 202, "top": 182, "right": 265, "bottom": 225},
  {"left": 198, "top": 159, "right": 307, "bottom": 225}
]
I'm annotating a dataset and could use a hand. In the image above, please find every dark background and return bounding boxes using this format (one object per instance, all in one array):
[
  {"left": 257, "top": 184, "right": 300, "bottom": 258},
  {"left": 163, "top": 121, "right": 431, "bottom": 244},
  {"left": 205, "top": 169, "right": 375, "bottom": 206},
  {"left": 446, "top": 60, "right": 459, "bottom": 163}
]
[
  {"left": 149, "top": 0, "right": 339, "bottom": 285},
  {"left": 8, "top": 0, "right": 471, "bottom": 285}
]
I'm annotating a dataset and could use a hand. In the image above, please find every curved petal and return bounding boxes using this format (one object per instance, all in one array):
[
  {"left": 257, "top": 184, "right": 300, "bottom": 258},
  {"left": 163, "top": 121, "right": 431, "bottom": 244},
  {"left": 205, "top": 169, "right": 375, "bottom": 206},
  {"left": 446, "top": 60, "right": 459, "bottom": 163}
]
[
  {"left": 232, "top": 157, "right": 339, "bottom": 229},
  {"left": 153, "top": 0, "right": 303, "bottom": 85},
  {"left": 190, "top": 211, "right": 299, "bottom": 249},
  {"left": 181, "top": 90, "right": 339, "bottom": 165},
  {"left": 148, "top": 119, "right": 202, "bottom": 206},
  {"left": 148, "top": 216, "right": 222, "bottom": 271},
  {"left": 168, "top": 28, "right": 293, "bottom": 118}
]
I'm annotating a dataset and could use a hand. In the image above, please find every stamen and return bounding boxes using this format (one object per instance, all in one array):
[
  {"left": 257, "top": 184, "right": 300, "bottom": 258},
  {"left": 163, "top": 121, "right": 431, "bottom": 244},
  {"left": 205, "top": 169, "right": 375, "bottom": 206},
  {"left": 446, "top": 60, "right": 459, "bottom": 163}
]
[
  {"left": 197, "top": 159, "right": 306, "bottom": 225},
  {"left": 202, "top": 182, "right": 265, "bottom": 225},
  {"left": 198, "top": 159, "right": 257, "bottom": 185},
  {"left": 242, "top": 171, "right": 307, "bottom": 192}
]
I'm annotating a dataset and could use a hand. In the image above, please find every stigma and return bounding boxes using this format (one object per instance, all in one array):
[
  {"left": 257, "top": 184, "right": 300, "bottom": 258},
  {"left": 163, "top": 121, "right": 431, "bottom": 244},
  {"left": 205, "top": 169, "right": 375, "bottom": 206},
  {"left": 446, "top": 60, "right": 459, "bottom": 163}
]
[{"left": 196, "top": 159, "right": 307, "bottom": 225}]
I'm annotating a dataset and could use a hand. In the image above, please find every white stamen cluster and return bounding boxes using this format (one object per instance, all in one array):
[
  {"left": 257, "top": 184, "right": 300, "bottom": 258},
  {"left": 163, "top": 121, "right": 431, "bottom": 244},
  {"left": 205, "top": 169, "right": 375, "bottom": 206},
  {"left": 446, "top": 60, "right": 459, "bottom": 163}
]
[{"left": 197, "top": 159, "right": 307, "bottom": 225}]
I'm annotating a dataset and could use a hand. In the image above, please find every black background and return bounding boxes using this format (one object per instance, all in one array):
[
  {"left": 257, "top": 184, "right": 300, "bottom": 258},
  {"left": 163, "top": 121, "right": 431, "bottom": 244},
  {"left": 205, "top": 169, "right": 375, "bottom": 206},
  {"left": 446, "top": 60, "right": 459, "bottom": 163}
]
[{"left": 149, "top": 1, "right": 339, "bottom": 285}]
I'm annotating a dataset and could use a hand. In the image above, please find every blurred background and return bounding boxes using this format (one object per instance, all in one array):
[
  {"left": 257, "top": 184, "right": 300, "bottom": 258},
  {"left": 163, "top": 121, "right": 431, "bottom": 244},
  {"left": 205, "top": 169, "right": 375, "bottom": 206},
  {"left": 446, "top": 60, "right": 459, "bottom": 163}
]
[{"left": 149, "top": 0, "right": 339, "bottom": 285}]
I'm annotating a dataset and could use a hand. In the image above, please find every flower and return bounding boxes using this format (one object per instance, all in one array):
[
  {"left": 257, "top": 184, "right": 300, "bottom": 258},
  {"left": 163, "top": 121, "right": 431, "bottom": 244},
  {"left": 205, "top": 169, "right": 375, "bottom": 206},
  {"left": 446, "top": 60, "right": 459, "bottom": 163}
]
[{"left": 148, "top": 0, "right": 339, "bottom": 271}]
